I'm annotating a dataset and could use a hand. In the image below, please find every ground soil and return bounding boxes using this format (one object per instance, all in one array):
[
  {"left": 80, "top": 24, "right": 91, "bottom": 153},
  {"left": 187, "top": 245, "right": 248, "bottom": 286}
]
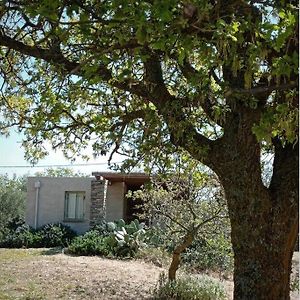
[
  {"left": 0, "top": 248, "right": 162, "bottom": 300},
  {"left": 0, "top": 249, "right": 298, "bottom": 300}
]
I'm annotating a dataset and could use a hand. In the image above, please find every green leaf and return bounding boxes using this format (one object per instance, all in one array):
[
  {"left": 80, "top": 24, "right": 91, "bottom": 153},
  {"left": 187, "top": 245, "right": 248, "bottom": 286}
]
[
  {"left": 278, "top": 11, "right": 285, "bottom": 19},
  {"left": 136, "top": 26, "right": 147, "bottom": 44}
]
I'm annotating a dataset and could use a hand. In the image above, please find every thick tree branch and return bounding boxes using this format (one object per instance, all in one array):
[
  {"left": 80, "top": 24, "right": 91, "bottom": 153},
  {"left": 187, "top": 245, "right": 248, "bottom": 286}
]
[
  {"left": 109, "top": 109, "right": 147, "bottom": 131},
  {"left": 143, "top": 54, "right": 219, "bottom": 167},
  {"left": 0, "top": 31, "right": 79, "bottom": 73},
  {"left": 179, "top": 60, "right": 225, "bottom": 126},
  {"left": 0, "top": 30, "right": 152, "bottom": 100},
  {"left": 228, "top": 82, "right": 298, "bottom": 97},
  {"left": 269, "top": 139, "right": 299, "bottom": 200}
]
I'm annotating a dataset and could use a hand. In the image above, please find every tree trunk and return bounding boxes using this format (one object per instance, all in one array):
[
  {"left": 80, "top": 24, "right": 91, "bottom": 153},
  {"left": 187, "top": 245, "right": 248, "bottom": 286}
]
[
  {"left": 168, "top": 232, "right": 194, "bottom": 281},
  {"left": 215, "top": 139, "right": 299, "bottom": 299},
  {"left": 226, "top": 185, "right": 298, "bottom": 299},
  {"left": 233, "top": 235, "right": 297, "bottom": 300},
  {"left": 201, "top": 101, "right": 300, "bottom": 299}
]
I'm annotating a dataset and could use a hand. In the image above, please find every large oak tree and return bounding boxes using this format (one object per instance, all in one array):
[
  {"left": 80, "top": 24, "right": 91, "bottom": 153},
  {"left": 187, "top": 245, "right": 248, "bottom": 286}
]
[{"left": 0, "top": 1, "right": 298, "bottom": 298}]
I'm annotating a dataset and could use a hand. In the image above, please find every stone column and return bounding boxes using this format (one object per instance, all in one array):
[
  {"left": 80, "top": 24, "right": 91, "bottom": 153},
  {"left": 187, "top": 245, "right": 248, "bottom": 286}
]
[{"left": 90, "top": 179, "right": 105, "bottom": 227}]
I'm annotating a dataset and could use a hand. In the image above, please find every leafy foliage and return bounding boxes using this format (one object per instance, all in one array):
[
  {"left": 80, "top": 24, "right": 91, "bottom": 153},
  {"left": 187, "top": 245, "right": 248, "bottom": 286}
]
[
  {"left": 68, "top": 219, "right": 146, "bottom": 257},
  {"left": 0, "top": 222, "right": 40, "bottom": 248},
  {"left": 132, "top": 174, "right": 228, "bottom": 242},
  {"left": 183, "top": 234, "right": 233, "bottom": 274},
  {"left": 0, "top": 221, "right": 77, "bottom": 248},
  {"left": 152, "top": 273, "right": 227, "bottom": 300},
  {"left": 38, "top": 223, "right": 77, "bottom": 247},
  {"left": 131, "top": 173, "right": 230, "bottom": 279},
  {"left": 0, "top": 1, "right": 297, "bottom": 168},
  {"left": 0, "top": 175, "right": 26, "bottom": 231},
  {"left": 290, "top": 273, "right": 299, "bottom": 292},
  {"left": 67, "top": 230, "right": 111, "bottom": 256}
]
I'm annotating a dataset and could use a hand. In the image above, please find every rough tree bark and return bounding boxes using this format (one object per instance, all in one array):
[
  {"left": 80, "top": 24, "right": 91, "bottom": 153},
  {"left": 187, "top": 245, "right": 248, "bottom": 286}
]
[
  {"left": 223, "top": 173, "right": 298, "bottom": 299},
  {"left": 209, "top": 108, "right": 299, "bottom": 299}
]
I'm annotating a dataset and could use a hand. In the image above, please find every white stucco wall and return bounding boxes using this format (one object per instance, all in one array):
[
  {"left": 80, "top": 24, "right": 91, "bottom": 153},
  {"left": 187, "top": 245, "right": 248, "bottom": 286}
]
[
  {"left": 105, "top": 181, "right": 125, "bottom": 222},
  {"left": 26, "top": 177, "right": 93, "bottom": 234}
]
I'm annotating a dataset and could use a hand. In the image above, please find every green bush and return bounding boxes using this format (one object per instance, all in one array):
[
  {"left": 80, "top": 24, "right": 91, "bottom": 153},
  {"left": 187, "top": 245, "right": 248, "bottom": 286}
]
[
  {"left": 183, "top": 234, "right": 233, "bottom": 274},
  {"left": 91, "top": 221, "right": 114, "bottom": 235},
  {"left": 152, "top": 273, "right": 227, "bottom": 300},
  {"left": 38, "top": 223, "right": 77, "bottom": 247},
  {"left": 68, "top": 219, "right": 146, "bottom": 257},
  {"left": 5, "top": 217, "right": 26, "bottom": 231},
  {"left": 0, "top": 222, "right": 76, "bottom": 248},
  {"left": 67, "top": 230, "right": 112, "bottom": 256},
  {"left": 144, "top": 225, "right": 233, "bottom": 274},
  {"left": 0, "top": 223, "right": 38, "bottom": 248},
  {"left": 290, "top": 270, "right": 299, "bottom": 292}
]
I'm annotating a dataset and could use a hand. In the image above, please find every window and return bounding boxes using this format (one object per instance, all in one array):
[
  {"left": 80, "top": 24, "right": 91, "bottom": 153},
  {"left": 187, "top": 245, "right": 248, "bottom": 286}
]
[{"left": 64, "top": 192, "right": 85, "bottom": 221}]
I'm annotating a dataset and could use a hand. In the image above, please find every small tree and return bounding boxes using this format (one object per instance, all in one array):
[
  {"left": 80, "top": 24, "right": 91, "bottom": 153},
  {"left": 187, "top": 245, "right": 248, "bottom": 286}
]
[
  {"left": 132, "top": 174, "right": 228, "bottom": 281},
  {"left": 0, "top": 175, "right": 26, "bottom": 230}
]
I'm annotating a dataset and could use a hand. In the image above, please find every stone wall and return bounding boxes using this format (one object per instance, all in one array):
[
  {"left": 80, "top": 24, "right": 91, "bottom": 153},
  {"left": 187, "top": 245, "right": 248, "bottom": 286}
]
[{"left": 90, "top": 179, "right": 105, "bottom": 227}]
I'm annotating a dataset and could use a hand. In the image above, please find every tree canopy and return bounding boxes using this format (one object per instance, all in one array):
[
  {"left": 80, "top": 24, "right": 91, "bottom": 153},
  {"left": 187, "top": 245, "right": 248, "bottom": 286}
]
[{"left": 0, "top": 0, "right": 297, "bottom": 170}]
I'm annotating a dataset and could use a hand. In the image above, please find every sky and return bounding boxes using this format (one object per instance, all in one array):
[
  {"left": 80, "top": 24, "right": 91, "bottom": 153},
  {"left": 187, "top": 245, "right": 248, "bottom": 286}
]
[{"left": 0, "top": 129, "right": 123, "bottom": 178}]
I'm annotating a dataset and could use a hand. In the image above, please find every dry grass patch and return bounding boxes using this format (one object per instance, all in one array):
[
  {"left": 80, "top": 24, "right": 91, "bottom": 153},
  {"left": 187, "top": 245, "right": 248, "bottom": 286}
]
[
  {"left": 0, "top": 248, "right": 163, "bottom": 300},
  {"left": 0, "top": 249, "right": 298, "bottom": 300}
]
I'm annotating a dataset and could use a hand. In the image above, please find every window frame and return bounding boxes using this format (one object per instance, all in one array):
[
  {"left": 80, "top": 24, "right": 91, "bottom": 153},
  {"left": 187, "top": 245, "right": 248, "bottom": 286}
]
[{"left": 64, "top": 191, "right": 86, "bottom": 222}]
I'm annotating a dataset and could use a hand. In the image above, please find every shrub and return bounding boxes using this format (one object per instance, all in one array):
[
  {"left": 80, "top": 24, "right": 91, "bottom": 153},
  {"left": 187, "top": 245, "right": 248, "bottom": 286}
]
[
  {"left": 0, "top": 224, "right": 38, "bottom": 248},
  {"left": 290, "top": 269, "right": 299, "bottom": 292},
  {"left": 183, "top": 234, "right": 233, "bottom": 274},
  {"left": 91, "top": 221, "right": 113, "bottom": 235},
  {"left": 152, "top": 273, "right": 227, "bottom": 300},
  {"left": 0, "top": 222, "right": 77, "bottom": 248},
  {"left": 38, "top": 223, "right": 77, "bottom": 247},
  {"left": 5, "top": 217, "right": 26, "bottom": 231},
  {"left": 68, "top": 219, "right": 146, "bottom": 257},
  {"left": 136, "top": 246, "right": 171, "bottom": 267},
  {"left": 291, "top": 276, "right": 299, "bottom": 292},
  {"left": 67, "top": 230, "right": 112, "bottom": 256},
  {"left": 144, "top": 225, "right": 233, "bottom": 274}
]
